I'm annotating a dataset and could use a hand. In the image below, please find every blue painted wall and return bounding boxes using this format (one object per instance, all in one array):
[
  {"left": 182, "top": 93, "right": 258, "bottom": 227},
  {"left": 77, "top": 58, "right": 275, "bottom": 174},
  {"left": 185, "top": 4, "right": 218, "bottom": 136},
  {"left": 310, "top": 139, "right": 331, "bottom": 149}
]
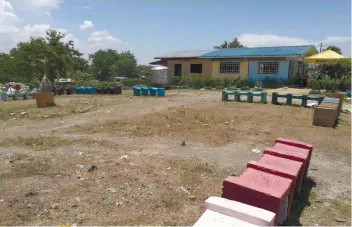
[{"left": 248, "top": 61, "right": 289, "bottom": 83}]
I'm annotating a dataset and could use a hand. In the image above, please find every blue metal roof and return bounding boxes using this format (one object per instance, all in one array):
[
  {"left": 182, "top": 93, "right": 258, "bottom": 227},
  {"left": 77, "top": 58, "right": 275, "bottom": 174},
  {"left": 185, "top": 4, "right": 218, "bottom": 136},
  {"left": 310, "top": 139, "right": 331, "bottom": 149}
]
[{"left": 200, "top": 45, "right": 316, "bottom": 58}]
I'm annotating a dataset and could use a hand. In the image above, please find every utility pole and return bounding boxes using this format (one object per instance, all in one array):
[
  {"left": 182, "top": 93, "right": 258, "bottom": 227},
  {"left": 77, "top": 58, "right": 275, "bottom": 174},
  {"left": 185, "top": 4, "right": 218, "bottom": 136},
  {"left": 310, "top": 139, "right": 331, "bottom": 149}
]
[{"left": 319, "top": 42, "right": 323, "bottom": 53}]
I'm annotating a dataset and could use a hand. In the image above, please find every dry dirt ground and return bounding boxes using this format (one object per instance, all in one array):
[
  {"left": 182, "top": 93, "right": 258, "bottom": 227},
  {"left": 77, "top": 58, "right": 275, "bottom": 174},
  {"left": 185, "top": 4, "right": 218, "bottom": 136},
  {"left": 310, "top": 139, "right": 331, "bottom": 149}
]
[{"left": 0, "top": 90, "right": 350, "bottom": 226}]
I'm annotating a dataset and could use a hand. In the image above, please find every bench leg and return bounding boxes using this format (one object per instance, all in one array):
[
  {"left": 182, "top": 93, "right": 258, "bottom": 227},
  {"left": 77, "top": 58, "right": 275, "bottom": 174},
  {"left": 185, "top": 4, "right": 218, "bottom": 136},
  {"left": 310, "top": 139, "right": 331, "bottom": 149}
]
[
  {"left": 247, "top": 94, "right": 253, "bottom": 103},
  {"left": 235, "top": 94, "right": 240, "bottom": 102}
]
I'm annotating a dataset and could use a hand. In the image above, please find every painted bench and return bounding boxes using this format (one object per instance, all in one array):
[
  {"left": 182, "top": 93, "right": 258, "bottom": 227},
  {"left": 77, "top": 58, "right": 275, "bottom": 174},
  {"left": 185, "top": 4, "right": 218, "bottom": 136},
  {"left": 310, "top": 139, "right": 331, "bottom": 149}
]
[
  {"left": 272, "top": 92, "right": 324, "bottom": 107},
  {"left": 222, "top": 90, "right": 267, "bottom": 104}
]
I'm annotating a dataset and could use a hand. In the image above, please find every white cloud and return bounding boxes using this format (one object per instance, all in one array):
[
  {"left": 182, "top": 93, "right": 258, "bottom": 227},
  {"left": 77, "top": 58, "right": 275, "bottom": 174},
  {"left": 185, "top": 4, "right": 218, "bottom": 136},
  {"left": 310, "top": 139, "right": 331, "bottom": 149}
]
[
  {"left": 79, "top": 20, "right": 94, "bottom": 31},
  {"left": 21, "top": 0, "right": 62, "bottom": 8},
  {"left": 0, "top": 0, "right": 126, "bottom": 57},
  {"left": 83, "top": 6, "right": 91, "bottom": 10},
  {"left": 88, "top": 30, "right": 123, "bottom": 43},
  {"left": 238, "top": 33, "right": 351, "bottom": 47},
  {"left": 0, "top": 0, "right": 20, "bottom": 25}
]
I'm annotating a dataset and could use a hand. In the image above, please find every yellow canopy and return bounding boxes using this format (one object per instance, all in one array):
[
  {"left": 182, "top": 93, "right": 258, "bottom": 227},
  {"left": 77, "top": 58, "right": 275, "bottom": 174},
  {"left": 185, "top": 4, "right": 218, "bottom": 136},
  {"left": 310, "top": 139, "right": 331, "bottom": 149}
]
[{"left": 304, "top": 50, "right": 344, "bottom": 64}]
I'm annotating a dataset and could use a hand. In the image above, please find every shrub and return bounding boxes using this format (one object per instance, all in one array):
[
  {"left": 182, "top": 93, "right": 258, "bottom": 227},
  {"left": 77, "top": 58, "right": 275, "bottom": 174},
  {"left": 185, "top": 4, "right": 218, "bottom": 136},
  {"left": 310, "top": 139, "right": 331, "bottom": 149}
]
[
  {"left": 307, "top": 76, "right": 321, "bottom": 90},
  {"left": 254, "top": 81, "right": 263, "bottom": 88}
]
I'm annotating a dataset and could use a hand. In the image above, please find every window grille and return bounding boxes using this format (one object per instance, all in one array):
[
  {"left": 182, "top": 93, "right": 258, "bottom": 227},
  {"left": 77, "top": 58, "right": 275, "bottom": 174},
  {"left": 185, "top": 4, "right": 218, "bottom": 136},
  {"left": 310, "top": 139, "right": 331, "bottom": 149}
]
[
  {"left": 219, "top": 61, "right": 240, "bottom": 74},
  {"left": 258, "top": 62, "right": 279, "bottom": 75}
]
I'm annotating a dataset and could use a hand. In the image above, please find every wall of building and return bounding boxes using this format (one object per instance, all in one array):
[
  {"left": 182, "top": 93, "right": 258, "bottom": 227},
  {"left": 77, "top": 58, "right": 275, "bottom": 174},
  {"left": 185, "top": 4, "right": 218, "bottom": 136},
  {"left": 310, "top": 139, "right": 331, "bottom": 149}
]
[
  {"left": 166, "top": 59, "right": 212, "bottom": 78},
  {"left": 211, "top": 61, "right": 248, "bottom": 79},
  {"left": 248, "top": 61, "right": 290, "bottom": 82}
]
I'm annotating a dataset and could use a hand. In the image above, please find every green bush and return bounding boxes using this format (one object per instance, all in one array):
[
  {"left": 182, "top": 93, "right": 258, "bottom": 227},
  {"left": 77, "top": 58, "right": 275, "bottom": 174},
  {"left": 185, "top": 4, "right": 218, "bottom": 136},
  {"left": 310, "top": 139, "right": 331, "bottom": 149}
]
[
  {"left": 121, "top": 78, "right": 150, "bottom": 87},
  {"left": 254, "top": 81, "right": 263, "bottom": 88},
  {"left": 307, "top": 76, "right": 321, "bottom": 90}
]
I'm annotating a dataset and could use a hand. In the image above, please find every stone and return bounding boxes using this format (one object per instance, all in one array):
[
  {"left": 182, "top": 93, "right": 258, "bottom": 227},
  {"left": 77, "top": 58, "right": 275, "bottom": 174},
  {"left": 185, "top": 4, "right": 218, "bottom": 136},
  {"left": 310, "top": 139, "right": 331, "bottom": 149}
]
[
  {"left": 51, "top": 203, "right": 59, "bottom": 209},
  {"left": 334, "top": 215, "right": 346, "bottom": 222},
  {"left": 180, "top": 186, "right": 190, "bottom": 195},
  {"left": 20, "top": 111, "right": 27, "bottom": 116},
  {"left": 224, "top": 122, "right": 229, "bottom": 125},
  {"left": 107, "top": 188, "right": 117, "bottom": 193},
  {"left": 188, "top": 195, "right": 196, "bottom": 200},
  {"left": 181, "top": 140, "right": 186, "bottom": 146},
  {"left": 87, "top": 165, "right": 98, "bottom": 172},
  {"left": 119, "top": 155, "right": 129, "bottom": 162},
  {"left": 9, "top": 113, "right": 16, "bottom": 116}
]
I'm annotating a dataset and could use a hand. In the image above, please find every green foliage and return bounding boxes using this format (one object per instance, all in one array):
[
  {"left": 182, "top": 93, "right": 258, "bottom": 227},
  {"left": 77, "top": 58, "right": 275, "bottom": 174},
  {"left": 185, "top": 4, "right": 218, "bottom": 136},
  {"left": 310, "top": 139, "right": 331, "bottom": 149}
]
[
  {"left": 170, "top": 75, "right": 249, "bottom": 89},
  {"left": 307, "top": 75, "right": 321, "bottom": 90},
  {"left": 324, "top": 45, "right": 342, "bottom": 55},
  {"left": 214, "top": 37, "right": 246, "bottom": 49},
  {"left": 307, "top": 72, "right": 351, "bottom": 92},
  {"left": 120, "top": 78, "right": 151, "bottom": 87},
  {"left": 89, "top": 49, "right": 138, "bottom": 81},
  {"left": 254, "top": 81, "right": 263, "bottom": 88},
  {"left": 1, "top": 29, "right": 87, "bottom": 84}
]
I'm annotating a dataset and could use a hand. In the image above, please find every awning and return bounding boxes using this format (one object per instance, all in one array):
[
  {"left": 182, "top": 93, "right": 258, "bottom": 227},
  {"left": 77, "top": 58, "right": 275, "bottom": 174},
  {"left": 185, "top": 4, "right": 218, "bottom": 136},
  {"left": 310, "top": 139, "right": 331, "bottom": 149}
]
[{"left": 304, "top": 50, "right": 344, "bottom": 64}]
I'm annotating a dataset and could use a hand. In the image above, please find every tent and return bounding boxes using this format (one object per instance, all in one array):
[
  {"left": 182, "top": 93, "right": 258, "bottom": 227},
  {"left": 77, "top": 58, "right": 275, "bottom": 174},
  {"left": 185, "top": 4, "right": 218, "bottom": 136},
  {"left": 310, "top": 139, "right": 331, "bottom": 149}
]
[{"left": 304, "top": 50, "right": 344, "bottom": 64}]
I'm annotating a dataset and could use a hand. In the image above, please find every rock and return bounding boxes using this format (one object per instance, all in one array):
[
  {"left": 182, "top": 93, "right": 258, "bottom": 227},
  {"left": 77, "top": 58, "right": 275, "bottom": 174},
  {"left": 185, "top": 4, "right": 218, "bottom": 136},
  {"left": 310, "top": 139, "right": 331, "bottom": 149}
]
[
  {"left": 180, "top": 186, "right": 190, "bottom": 195},
  {"left": 77, "top": 164, "right": 84, "bottom": 169},
  {"left": 71, "top": 204, "right": 78, "bottom": 208},
  {"left": 224, "top": 122, "right": 229, "bottom": 125},
  {"left": 119, "top": 155, "right": 129, "bottom": 162},
  {"left": 105, "top": 111, "right": 111, "bottom": 114},
  {"left": 20, "top": 111, "right": 27, "bottom": 116},
  {"left": 43, "top": 114, "right": 49, "bottom": 118},
  {"left": 166, "top": 167, "right": 171, "bottom": 170},
  {"left": 231, "top": 173, "right": 237, "bottom": 176},
  {"left": 25, "top": 191, "right": 38, "bottom": 197},
  {"left": 27, "top": 203, "right": 32, "bottom": 208},
  {"left": 78, "top": 151, "right": 84, "bottom": 155},
  {"left": 115, "top": 201, "right": 124, "bottom": 207},
  {"left": 75, "top": 197, "right": 80, "bottom": 202},
  {"left": 166, "top": 124, "right": 171, "bottom": 128},
  {"left": 9, "top": 113, "right": 16, "bottom": 116},
  {"left": 310, "top": 167, "right": 318, "bottom": 171},
  {"left": 87, "top": 165, "right": 98, "bottom": 172},
  {"left": 107, "top": 188, "right": 117, "bottom": 193},
  {"left": 10, "top": 118, "right": 16, "bottom": 120},
  {"left": 51, "top": 203, "right": 59, "bottom": 209},
  {"left": 187, "top": 195, "right": 196, "bottom": 200},
  {"left": 334, "top": 215, "right": 346, "bottom": 222},
  {"left": 181, "top": 140, "right": 186, "bottom": 146}
]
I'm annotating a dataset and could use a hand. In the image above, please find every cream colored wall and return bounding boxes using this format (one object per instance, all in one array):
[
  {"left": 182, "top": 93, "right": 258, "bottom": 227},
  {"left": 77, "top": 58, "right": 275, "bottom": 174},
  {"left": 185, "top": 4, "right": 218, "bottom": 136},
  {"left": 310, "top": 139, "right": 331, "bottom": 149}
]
[
  {"left": 211, "top": 61, "right": 248, "bottom": 79},
  {"left": 167, "top": 59, "right": 213, "bottom": 77}
]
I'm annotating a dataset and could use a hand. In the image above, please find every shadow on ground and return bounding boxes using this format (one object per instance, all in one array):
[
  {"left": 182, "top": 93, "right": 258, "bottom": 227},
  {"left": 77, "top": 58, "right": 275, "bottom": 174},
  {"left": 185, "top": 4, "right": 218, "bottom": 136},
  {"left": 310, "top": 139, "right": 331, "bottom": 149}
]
[{"left": 283, "top": 177, "right": 317, "bottom": 226}]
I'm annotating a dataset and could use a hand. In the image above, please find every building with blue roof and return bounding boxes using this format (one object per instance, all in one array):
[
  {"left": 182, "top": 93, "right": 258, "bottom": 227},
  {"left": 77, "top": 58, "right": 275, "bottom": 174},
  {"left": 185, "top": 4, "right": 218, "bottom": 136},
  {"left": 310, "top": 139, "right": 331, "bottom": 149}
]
[{"left": 153, "top": 45, "right": 318, "bottom": 84}]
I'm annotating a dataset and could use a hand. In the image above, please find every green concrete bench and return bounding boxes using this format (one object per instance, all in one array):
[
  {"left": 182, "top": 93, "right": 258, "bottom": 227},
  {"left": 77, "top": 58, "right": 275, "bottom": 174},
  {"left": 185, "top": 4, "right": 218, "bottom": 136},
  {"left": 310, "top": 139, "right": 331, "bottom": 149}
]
[
  {"left": 222, "top": 90, "right": 267, "bottom": 104},
  {"left": 272, "top": 92, "right": 324, "bottom": 106}
]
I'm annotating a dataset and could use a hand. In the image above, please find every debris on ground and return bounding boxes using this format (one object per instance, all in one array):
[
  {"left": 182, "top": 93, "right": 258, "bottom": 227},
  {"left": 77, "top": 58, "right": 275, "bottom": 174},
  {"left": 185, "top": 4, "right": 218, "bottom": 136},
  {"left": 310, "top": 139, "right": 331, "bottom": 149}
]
[
  {"left": 251, "top": 148, "right": 262, "bottom": 154},
  {"left": 342, "top": 105, "right": 351, "bottom": 113},
  {"left": 180, "top": 186, "right": 190, "bottom": 195},
  {"left": 20, "top": 111, "right": 27, "bottom": 116},
  {"left": 334, "top": 215, "right": 346, "bottom": 223},
  {"left": 181, "top": 140, "right": 186, "bottom": 146},
  {"left": 119, "top": 155, "right": 129, "bottom": 162},
  {"left": 9, "top": 113, "right": 16, "bottom": 116},
  {"left": 224, "top": 121, "right": 229, "bottom": 125},
  {"left": 87, "top": 165, "right": 98, "bottom": 172},
  {"left": 187, "top": 195, "right": 196, "bottom": 200},
  {"left": 107, "top": 188, "right": 117, "bottom": 193},
  {"left": 51, "top": 203, "right": 59, "bottom": 210}
]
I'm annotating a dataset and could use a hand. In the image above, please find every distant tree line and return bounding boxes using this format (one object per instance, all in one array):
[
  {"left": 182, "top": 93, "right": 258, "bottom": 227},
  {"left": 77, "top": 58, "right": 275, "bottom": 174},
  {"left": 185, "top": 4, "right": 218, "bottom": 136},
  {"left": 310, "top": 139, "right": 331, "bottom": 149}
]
[{"left": 0, "top": 29, "right": 152, "bottom": 87}]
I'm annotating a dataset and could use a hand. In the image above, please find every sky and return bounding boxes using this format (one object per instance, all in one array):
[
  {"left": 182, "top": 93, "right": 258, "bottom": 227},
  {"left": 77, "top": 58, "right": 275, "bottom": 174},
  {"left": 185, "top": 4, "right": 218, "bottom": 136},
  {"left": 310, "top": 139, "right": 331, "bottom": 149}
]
[{"left": 0, "top": 0, "right": 351, "bottom": 64}]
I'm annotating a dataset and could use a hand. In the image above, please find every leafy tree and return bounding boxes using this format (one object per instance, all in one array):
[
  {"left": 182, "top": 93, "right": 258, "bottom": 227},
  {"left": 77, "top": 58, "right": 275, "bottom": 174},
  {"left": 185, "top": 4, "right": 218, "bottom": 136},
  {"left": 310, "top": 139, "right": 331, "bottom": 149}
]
[
  {"left": 89, "top": 49, "right": 119, "bottom": 81},
  {"left": 136, "top": 65, "right": 153, "bottom": 77},
  {"left": 89, "top": 49, "right": 138, "bottom": 80},
  {"left": 214, "top": 37, "right": 246, "bottom": 49},
  {"left": 324, "top": 45, "right": 342, "bottom": 55}
]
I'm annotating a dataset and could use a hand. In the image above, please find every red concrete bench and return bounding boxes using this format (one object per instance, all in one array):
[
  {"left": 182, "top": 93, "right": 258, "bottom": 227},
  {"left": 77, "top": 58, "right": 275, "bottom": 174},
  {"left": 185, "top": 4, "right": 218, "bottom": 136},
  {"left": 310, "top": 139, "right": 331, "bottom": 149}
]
[
  {"left": 247, "top": 154, "right": 304, "bottom": 217},
  {"left": 222, "top": 168, "right": 293, "bottom": 225},
  {"left": 274, "top": 138, "right": 313, "bottom": 178}
]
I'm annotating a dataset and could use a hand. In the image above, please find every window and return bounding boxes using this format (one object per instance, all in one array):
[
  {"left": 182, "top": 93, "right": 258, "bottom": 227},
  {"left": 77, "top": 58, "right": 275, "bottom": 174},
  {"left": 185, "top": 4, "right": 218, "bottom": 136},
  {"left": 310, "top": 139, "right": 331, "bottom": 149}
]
[
  {"left": 190, "top": 64, "right": 202, "bottom": 73},
  {"left": 258, "top": 62, "right": 279, "bottom": 75},
  {"left": 174, "top": 64, "right": 182, "bottom": 77},
  {"left": 219, "top": 61, "right": 240, "bottom": 74}
]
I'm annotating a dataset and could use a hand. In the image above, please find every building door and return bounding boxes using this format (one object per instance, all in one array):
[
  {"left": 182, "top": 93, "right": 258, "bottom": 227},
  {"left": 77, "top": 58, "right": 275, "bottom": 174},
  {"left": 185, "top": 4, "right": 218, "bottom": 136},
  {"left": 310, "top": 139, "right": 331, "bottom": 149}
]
[{"left": 174, "top": 64, "right": 182, "bottom": 77}]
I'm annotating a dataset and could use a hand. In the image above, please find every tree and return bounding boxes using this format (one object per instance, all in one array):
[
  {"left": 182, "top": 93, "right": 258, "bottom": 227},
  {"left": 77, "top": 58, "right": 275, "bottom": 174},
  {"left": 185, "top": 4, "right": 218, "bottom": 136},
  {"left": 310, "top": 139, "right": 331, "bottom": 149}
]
[
  {"left": 136, "top": 65, "right": 152, "bottom": 78},
  {"left": 324, "top": 45, "right": 342, "bottom": 55},
  {"left": 89, "top": 49, "right": 119, "bottom": 81},
  {"left": 3, "top": 29, "right": 87, "bottom": 84},
  {"left": 214, "top": 37, "right": 246, "bottom": 49},
  {"left": 89, "top": 49, "right": 138, "bottom": 80}
]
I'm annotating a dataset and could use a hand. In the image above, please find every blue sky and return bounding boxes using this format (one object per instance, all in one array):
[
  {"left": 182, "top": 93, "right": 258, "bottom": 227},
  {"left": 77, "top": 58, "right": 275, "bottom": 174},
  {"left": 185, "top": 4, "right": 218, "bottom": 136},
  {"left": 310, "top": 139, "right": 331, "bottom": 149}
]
[{"left": 1, "top": 0, "right": 351, "bottom": 64}]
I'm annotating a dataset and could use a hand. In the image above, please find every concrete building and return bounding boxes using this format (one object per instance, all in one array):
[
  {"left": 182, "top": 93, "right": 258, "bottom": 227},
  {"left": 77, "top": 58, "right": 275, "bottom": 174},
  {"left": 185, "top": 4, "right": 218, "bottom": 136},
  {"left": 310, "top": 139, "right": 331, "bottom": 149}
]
[{"left": 152, "top": 45, "right": 318, "bottom": 83}]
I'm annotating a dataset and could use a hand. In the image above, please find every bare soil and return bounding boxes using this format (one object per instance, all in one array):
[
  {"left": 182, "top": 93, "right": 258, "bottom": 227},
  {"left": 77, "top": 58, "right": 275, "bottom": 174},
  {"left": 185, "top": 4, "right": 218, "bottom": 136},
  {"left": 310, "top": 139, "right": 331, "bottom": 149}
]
[{"left": 0, "top": 90, "right": 350, "bottom": 226}]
